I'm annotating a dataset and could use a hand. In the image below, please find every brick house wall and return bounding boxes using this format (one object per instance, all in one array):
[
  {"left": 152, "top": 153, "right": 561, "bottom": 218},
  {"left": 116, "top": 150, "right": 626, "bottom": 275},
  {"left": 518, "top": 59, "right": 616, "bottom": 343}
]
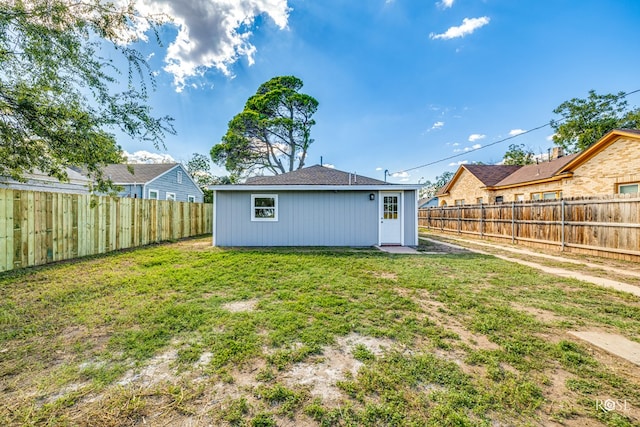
[
  {"left": 438, "top": 170, "right": 493, "bottom": 206},
  {"left": 562, "top": 136, "right": 640, "bottom": 197},
  {"left": 437, "top": 133, "right": 640, "bottom": 205}
]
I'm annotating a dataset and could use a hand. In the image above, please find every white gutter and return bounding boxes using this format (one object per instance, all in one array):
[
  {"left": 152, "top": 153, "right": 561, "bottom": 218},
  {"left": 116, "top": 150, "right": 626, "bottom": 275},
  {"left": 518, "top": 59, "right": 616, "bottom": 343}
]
[{"left": 208, "top": 184, "right": 423, "bottom": 191}]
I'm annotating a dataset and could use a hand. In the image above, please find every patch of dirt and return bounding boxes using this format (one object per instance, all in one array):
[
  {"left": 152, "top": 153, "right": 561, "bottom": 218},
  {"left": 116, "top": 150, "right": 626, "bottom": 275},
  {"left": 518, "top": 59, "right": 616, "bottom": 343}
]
[
  {"left": 117, "top": 349, "right": 179, "bottom": 388},
  {"left": 282, "top": 333, "right": 397, "bottom": 403},
  {"left": 367, "top": 270, "right": 398, "bottom": 280},
  {"left": 222, "top": 298, "right": 259, "bottom": 313},
  {"left": 417, "top": 238, "right": 471, "bottom": 254},
  {"left": 511, "top": 303, "right": 565, "bottom": 324}
]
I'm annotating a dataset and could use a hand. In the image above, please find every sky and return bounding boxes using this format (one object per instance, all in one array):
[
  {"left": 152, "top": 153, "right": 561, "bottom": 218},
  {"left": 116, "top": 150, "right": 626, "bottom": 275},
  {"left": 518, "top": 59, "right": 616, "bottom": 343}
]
[{"left": 115, "top": 0, "right": 640, "bottom": 184}]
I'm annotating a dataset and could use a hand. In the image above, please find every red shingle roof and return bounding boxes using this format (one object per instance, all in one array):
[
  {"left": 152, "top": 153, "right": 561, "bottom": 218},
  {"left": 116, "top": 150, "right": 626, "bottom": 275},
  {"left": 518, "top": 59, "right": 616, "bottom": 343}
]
[
  {"left": 493, "top": 153, "right": 579, "bottom": 187},
  {"left": 463, "top": 165, "right": 522, "bottom": 186}
]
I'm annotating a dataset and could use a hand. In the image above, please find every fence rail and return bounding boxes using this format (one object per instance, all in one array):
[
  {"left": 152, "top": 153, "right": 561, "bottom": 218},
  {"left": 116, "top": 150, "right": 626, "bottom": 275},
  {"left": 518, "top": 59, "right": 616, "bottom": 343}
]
[
  {"left": 0, "top": 189, "right": 213, "bottom": 272},
  {"left": 419, "top": 195, "right": 640, "bottom": 261}
]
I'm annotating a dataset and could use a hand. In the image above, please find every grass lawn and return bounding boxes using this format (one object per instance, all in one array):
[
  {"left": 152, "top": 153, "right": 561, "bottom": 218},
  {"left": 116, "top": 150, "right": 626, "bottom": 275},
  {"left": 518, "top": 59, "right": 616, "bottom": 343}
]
[{"left": 1, "top": 237, "right": 639, "bottom": 426}]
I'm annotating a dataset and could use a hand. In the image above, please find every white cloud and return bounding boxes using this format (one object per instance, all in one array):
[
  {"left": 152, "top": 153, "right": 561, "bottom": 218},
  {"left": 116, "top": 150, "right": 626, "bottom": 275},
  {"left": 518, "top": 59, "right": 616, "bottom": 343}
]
[
  {"left": 124, "top": 150, "right": 177, "bottom": 164},
  {"left": 438, "top": 0, "right": 454, "bottom": 9},
  {"left": 448, "top": 160, "right": 468, "bottom": 166},
  {"left": 391, "top": 171, "right": 409, "bottom": 178},
  {"left": 468, "top": 133, "right": 486, "bottom": 142},
  {"left": 546, "top": 133, "right": 557, "bottom": 141},
  {"left": 429, "top": 16, "right": 490, "bottom": 40},
  {"left": 322, "top": 163, "right": 335, "bottom": 169},
  {"left": 134, "top": 0, "right": 290, "bottom": 91},
  {"left": 452, "top": 142, "right": 460, "bottom": 146},
  {"left": 509, "top": 129, "right": 526, "bottom": 136},
  {"left": 471, "top": 143, "right": 482, "bottom": 149},
  {"left": 431, "top": 121, "right": 445, "bottom": 130},
  {"left": 375, "top": 167, "right": 383, "bottom": 171}
]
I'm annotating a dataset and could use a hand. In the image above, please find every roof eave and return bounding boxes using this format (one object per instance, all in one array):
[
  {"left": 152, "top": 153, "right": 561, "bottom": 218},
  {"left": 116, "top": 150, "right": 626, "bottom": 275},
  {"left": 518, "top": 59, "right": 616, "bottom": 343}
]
[
  {"left": 559, "top": 129, "right": 640, "bottom": 173},
  {"left": 489, "top": 172, "right": 573, "bottom": 190},
  {"left": 209, "top": 184, "right": 423, "bottom": 191}
]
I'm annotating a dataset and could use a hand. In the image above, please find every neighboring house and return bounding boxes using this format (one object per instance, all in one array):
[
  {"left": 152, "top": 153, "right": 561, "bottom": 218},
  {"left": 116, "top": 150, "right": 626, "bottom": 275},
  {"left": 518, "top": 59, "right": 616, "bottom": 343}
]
[
  {"left": 92, "top": 163, "right": 204, "bottom": 202},
  {"left": 418, "top": 196, "right": 439, "bottom": 208},
  {"left": 0, "top": 168, "right": 90, "bottom": 194},
  {"left": 437, "top": 129, "right": 640, "bottom": 205},
  {"left": 210, "top": 165, "right": 421, "bottom": 247}
]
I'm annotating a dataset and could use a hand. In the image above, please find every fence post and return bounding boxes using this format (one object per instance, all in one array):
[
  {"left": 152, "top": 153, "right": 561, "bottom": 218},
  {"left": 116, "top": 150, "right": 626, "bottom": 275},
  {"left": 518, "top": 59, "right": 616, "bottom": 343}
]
[
  {"left": 440, "top": 207, "right": 444, "bottom": 231},
  {"left": 511, "top": 202, "right": 515, "bottom": 244},
  {"left": 458, "top": 206, "right": 461, "bottom": 234},
  {"left": 480, "top": 203, "right": 484, "bottom": 238},
  {"left": 561, "top": 199, "right": 565, "bottom": 251}
]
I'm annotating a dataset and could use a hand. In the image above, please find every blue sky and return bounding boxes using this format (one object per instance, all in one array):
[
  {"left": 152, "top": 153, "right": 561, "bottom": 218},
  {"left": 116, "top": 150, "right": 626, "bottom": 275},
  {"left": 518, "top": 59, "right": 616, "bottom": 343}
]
[{"left": 118, "top": 0, "right": 640, "bottom": 184}]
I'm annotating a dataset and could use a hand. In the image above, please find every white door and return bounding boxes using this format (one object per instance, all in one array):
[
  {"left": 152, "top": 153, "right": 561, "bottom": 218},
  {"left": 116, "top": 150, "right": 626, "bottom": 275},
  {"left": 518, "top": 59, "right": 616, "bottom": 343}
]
[{"left": 380, "top": 192, "right": 402, "bottom": 245}]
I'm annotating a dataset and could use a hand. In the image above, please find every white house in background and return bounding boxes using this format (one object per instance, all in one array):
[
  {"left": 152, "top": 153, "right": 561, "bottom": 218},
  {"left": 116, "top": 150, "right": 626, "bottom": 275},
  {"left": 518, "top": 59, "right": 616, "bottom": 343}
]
[
  {"left": 0, "top": 168, "right": 91, "bottom": 194},
  {"left": 87, "top": 163, "right": 204, "bottom": 203},
  {"left": 209, "top": 165, "right": 422, "bottom": 247}
]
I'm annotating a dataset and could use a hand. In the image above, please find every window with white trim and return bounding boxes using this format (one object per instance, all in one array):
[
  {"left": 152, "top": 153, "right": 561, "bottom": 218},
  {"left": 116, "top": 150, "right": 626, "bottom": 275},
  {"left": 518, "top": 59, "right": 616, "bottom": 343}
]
[
  {"left": 177, "top": 170, "right": 183, "bottom": 184},
  {"left": 166, "top": 192, "right": 176, "bottom": 201},
  {"left": 148, "top": 189, "right": 159, "bottom": 200},
  {"left": 187, "top": 195, "right": 196, "bottom": 203},
  {"left": 251, "top": 194, "right": 278, "bottom": 221},
  {"left": 618, "top": 183, "right": 639, "bottom": 194}
]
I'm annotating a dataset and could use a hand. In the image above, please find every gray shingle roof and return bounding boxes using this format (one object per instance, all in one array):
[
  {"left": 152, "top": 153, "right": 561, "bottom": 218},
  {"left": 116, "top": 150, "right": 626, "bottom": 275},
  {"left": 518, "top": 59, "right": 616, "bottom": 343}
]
[
  {"left": 244, "top": 165, "right": 389, "bottom": 185},
  {"left": 100, "top": 164, "right": 178, "bottom": 184}
]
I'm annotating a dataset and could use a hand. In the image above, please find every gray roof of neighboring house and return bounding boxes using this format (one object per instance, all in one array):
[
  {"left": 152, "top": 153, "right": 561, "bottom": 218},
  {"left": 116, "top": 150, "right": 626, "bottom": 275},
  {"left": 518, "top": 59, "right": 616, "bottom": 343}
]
[
  {"left": 493, "top": 153, "right": 579, "bottom": 187},
  {"left": 244, "top": 165, "right": 389, "bottom": 186},
  {"left": 99, "top": 163, "right": 178, "bottom": 184}
]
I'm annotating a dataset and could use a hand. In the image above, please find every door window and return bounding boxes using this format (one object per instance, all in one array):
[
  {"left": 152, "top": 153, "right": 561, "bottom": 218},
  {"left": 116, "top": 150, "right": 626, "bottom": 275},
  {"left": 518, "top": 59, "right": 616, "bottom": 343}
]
[{"left": 383, "top": 196, "right": 398, "bottom": 219}]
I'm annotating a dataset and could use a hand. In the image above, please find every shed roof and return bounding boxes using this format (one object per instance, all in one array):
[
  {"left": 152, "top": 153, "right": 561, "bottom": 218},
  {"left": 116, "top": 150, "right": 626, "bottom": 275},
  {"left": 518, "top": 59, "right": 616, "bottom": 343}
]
[{"left": 245, "top": 165, "right": 389, "bottom": 185}]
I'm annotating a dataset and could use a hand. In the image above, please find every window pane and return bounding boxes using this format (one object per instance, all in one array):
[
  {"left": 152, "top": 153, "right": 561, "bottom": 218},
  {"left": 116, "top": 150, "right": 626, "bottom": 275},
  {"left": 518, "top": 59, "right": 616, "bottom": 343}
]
[
  {"left": 255, "top": 208, "right": 275, "bottom": 218},
  {"left": 383, "top": 196, "right": 398, "bottom": 219},
  {"left": 543, "top": 192, "right": 557, "bottom": 200},
  {"left": 619, "top": 184, "right": 639, "bottom": 194},
  {"left": 255, "top": 197, "right": 275, "bottom": 207}
]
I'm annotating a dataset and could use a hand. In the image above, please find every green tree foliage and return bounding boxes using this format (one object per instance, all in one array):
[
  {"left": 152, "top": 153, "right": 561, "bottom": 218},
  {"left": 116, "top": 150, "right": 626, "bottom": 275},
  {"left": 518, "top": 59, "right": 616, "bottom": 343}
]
[
  {"left": 0, "top": 0, "right": 174, "bottom": 191},
  {"left": 419, "top": 171, "right": 454, "bottom": 199},
  {"left": 502, "top": 143, "right": 535, "bottom": 165},
  {"left": 211, "top": 76, "right": 319, "bottom": 178},
  {"left": 551, "top": 90, "right": 640, "bottom": 153},
  {"left": 184, "top": 153, "right": 230, "bottom": 203}
]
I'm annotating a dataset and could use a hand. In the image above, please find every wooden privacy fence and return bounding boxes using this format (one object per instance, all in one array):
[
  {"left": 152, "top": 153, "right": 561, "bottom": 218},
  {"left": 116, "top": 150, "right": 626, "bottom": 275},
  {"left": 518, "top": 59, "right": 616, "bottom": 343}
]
[
  {"left": 419, "top": 195, "right": 640, "bottom": 261},
  {"left": 0, "top": 189, "right": 213, "bottom": 272}
]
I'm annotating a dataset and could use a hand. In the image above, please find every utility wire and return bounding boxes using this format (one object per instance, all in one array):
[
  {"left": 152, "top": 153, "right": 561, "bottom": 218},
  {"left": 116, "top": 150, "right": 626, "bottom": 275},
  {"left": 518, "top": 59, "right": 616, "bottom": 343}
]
[{"left": 389, "top": 88, "right": 640, "bottom": 176}]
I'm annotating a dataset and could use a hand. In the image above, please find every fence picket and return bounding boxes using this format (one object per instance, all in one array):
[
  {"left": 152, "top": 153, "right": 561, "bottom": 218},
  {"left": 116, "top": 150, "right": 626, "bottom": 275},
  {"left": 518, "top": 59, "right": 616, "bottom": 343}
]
[{"left": 0, "top": 190, "right": 212, "bottom": 272}]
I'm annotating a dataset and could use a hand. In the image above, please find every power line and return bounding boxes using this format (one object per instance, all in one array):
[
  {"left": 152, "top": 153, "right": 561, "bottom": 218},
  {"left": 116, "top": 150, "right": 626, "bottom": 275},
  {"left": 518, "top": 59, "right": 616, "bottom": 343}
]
[{"left": 389, "top": 88, "right": 640, "bottom": 176}]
